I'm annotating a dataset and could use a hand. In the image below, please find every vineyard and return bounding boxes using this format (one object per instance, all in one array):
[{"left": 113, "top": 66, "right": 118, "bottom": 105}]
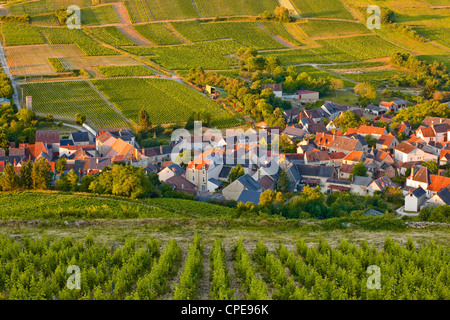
[
  {"left": 297, "top": 20, "right": 371, "bottom": 38},
  {"left": 293, "top": 65, "right": 355, "bottom": 87},
  {"left": 47, "top": 58, "right": 67, "bottom": 72},
  {"left": 122, "top": 39, "right": 242, "bottom": 70},
  {"left": 41, "top": 27, "right": 119, "bottom": 56},
  {"left": 87, "top": 26, "right": 137, "bottom": 47},
  {"left": 90, "top": 78, "right": 239, "bottom": 127},
  {"left": 0, "top": 23, "right": 44, "bottom": 46},
  {"left": 260, "top": 49, "right": 331, "bottom": 65},
  {"left": 290, "top": 0, "right": 354, "bottom": 19},
  {"left": 260, "top": 22, "right": 304, "bottom": 46},
  {"left": 133, "top": 23, "right": 184, "bottom": 45},
  {"left": 0, "top": 233, "right": 448, "bottom": 300},
  {"left": 20, "top": 81, "right": 129, "bottom": 129},
  {"left": 96, "top": 65, "right": 155, "bottom": 77},
  {"left": 170, "top": 21, "right": 286, "bottom": 50},
  {"left": 194, "top": 0, "right": 279, "bottom": 17},
  {"left": 80, "top": 5, "right": 121, "bottom": 26}
]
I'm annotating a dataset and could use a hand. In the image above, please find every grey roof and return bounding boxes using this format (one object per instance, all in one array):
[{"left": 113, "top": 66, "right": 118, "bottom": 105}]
[
  {"left": 237, "top": 190, "right": 262, "bottom": 205},
  {"left": 287, "top": 162, "right": 301, "bottom": 182},
  {"left": 70, "top": 132, "right": 89, "bottom": 142},
  {"left": 237, "top": 174, "right": 263, "bottom": 192},
  {"left": 393, "top": 99, "right": 407, "bottom": 105},
  {"left": 436, "top": 188, "right": 450, "bottom": 205},
  {"left": 218, "top": 165, "right": 232, "bottom": 178},
  {"left": 60, "top": 139, "right": 74, "bottom": 146},
  {"left": 352, "top": 175, "right": 373, "bottom": 186},
  {"left": 351, "top": 134, "right": 368, "bottom": 146},
  {"left": 322, "top": 102, "right": 339, "bottom": 114},
  {"left": 167, "top": 163, "right": 185, "bottom": 175},
  {"left": 364, "top": 209, "right": 384, "bottom": 217},
  {"left": 412, "top": 186, "right": 426, "bottom": 198},
  {"left": 296, "top": 164, "right": 335, "bottom": 178},
  {"left": 326, "top": 178, "right": 351, "bottom": 185},
  {"left": 365, "top": 104, "right": 384, "bottom": 112},
  {"left": 208, "top": 178, "right": 222, "bottom": 186}
]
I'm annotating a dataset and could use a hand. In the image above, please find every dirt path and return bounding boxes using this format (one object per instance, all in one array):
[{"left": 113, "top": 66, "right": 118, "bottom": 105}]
[
  {"left": 163, "top": 246, "right": 187, "bottom": 299},
  {"left": 197, "top": 246, "right": 212, "bottom": 300},
  {"left": 85, "top": 80, "right": 135, "bottom": 127},
  {"left": 113, "top": 2, "right": 132, "bottom": 25},
  {"left": 192, "top": 1, "right": 203, "bottom": 18},
  {"left": 278, "top": 0, "right": 301, "bottom": 19},
  {"left": 225, "top": 246, "right": 244, "bottom": 299},
  {"left": 116, "top": 25, "right": 155, "bottom": 46}
]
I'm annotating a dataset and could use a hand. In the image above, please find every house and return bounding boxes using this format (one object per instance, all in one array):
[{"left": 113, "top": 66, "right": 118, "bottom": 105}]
[
  {"left": 324, "top": 178, "right": 352, "bottom": 193},
  {"left": 142, "top": 164, "right": 158, "bottom": 174},
  {"left": 342, "top": 151, "right": 366, "bottom": 165},
  {"left": 258, "top": 175, "right": 276, "bottom": 191},
  {"left": 394, "top": 142, "right": 425, "bottom": 163},
  {"left": 379, "top": 100, "right": 407, "bottom": 112},
  {"left": 207, "top": 178, "right": 223, "bottom": 193},
  {"left": 305, "top": 122, "right": 328, "bottom": 135},
  {"left": 397, "top": 121, "right": 411, "bottom": 136},
  {"left": 142, "top": 145, "right": 174, "bottom": 164},
  {"left": 297, "top": 90, "right": 319, "bottom": 102},
  {"left": 416, "top": 123, "right": 449, "bottom": 143},
  {"left": 376, "top": 134, "right": 399, "bottom": 150},
  {"left": 282, "top": 126, "right": 307, "bottom": 141},
  {"left": 405, "top": 186, "right": 427, "bottom": 213},
  {"left": 351, "top": 176, "right": 373, "bottom": 196},
  {"left": 186, "top": 158, "right": 210, "bottom": 192},
  {"left": 304, "top": 150, "right": 331, "bottom": 165},
  {"left": 104, "top": 138, "right": 145, "bottom": 163},
  {"left": 321, "top": 102, "right": 340, "bottom": 120},
  {"left": 328, "top": 136, "right": 364, "bottom": 155},
  {"left": 165, "top": 175, "right": 197, "bottom": 196},
  {"left": 296, "top": 164, "right": 337, "bottom": 187},
  {"left": 365, "top": 104, "right": 386, "bottom": 116},
  {"left": 339, "top": 164, "right": 353, "bottom": 180},
  {"left": 262, "top": 84, "right": 283, "bottom": 98},
  {"left": 222, "top": 174, "right": 263, "bottom": 201},
  {"left": 426, "top": 187, "right": 450, "bottom": 207},
  {"left": 439, "top": 149, "right": 450, "bottom": 165},
  {"left": 368, "top": 175, "right": 395, "bottom": 195},
  {"left": 300, "top": 109, "right": 326, "bottom": 123},
  {"left": 35, "top": 130, "right": 60, "bottom": 153},
  {"left": 59, "top": 144, "right": 96, "bottom": 159},
  {"left": 237, "top": 190, "right": 262, "bottom": 205},
  {"left": 69, "top": 132, "right": 90, "bottom": 145},
  {"left": 284, "top": 108, "right": 301, "bottom": 124},
  {"left": 158, "top": 163, "right": 185, "bottom": 182},
  {"left": 405, "top": 166, "right": 430, "bottom": 191},
  {"left": 347, "top": 125, "right": 387, "bottom": 139}
]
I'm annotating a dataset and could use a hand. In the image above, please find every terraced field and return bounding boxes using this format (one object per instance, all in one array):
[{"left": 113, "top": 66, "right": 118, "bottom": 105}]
[
  {"left": 170, "top": 21, "right": 286, "bottom": 49},
  {"left": 123, "top": 40, "right": 242, "bottom": 70},
  {"left": 21, "top": 81, "right": 129, "bottom": 129},
  {"left": 1, "top": 23, "right": 45, "bottom": 46},
  {"left": 133, "top": 23, "right": 184, "bottom": 45},
  {"left": 291, "top": 0, "right": 354, "bottom": 19},
  {"left": 90, "top": 78, "right": 239, "bottom": 127}
]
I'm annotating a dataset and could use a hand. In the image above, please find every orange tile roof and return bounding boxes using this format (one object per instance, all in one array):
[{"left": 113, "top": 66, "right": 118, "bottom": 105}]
[
  {"left": 428, "top": 175, "right": 450, "bottom": 192},
  {"left": 417, "top": 126, "right": 436, "bottom": 138},
  {"left": 343, "top": 150, "right": 364, "bottom": 162},
  {"left": 355, "top": 125, "right": 386, "bottom": 136},
  {"left": 394, "top": 142, "right": 416, "bottom": 154},
  {"left": 377, "top": 134, "right": 395, "bottom": 147}
]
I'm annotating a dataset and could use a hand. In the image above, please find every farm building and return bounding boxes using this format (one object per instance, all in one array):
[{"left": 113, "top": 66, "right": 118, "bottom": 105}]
[
  {"left": 262, "top": 84, "right": 283, "bottom": 98},
  {"left": 0, "top": 98, "right": 11, "bottom": 106},
  {"left": 297, "top": 90, "right": 319, "bottom": 102},
  {"left": 205, "top": 85, "right": 227, "bottom": 98}
]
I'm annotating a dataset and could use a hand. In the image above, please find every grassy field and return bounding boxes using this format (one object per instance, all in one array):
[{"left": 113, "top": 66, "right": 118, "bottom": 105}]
[
  {"left": 170, "top": 21, "right": 286, "bottom": 49},
  {"left": 90, "top": 78, "right": 239, "bottom": 127},
  {"left": 96, "top": 65, "right": 155, "bottom": 77},
  {"left": 123, "top": 40, "right": 242, "bottom": 70},
  {"left": 294, "top": 65, "right": 355, "bottom": 87},
  {"left": 6, "top": 0, "right": 92, "bottom": 15},
  {"left": 342, "top": 69, "right": 413, "bottom": 85},
  {"left": 290, "top": 0, "right": 354, "bottom": 19},
  {"left": 87, "top": 26, "right": 137, "bottom": 47},
  {"left": 296, "top": 20, "right": 371, "bottom": 38},
  {"left": 133, "top": 23, "right": 184, "bottom": 45},
  {"left": 1, "top": 23, "right": 45, "bottom": 46},
  {"left": 30, "top": 13, "right": 61, "bottom": 26},
  {"left": 21, "top": 81, "right": 129, "bottom": 129},
  {"left": 413, "top": 25, "right": 450, "bottom": 49}
]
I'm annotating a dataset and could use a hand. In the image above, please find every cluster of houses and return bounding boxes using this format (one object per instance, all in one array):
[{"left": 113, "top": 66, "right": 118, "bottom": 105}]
[{"left": 1, "top": 96, "right": 449, "bottom": 215}]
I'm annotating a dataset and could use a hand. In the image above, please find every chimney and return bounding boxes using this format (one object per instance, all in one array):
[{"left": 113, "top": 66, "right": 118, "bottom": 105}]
[
  {"left": 411, "top": 166, "right": 415, "bottom": 178},
  {"left": 409, "top": 189, "right": 412, "bottom": 196},
  {"left": 160, "top": 145, "right": 163, "bottom": 154}
]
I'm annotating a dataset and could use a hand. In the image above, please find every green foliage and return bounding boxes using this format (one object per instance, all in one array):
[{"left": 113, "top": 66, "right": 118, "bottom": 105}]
[
  {"left": 394, "top": 100, "right": 450, "bottom": 129},
  {"left": 229, "top": 165, "right": 245, "bottom": 183},
  {"left": 352, "top": 162, "right": 368, "bottom": 177},
  {"left": 91, "top": 78, "right": 238, "bottom": 128},
  {"left": 334, "top": 110, "right": 364, "bottom": 133},
  {"left": 88, "top": 26, "right": 137, "bottom": 47},
  {"left": 96, "top": 66, "right": 155, "bottom": 78},
  {"left": 421, "top": 161, "right": 438, "bottom": 174},
  {"left": 419, "top": 205, "right": 450, "bottom": 223},
  {"left": 133, "top": 23, "right": 183, "bottom": 45},
  {"left": 290, "top": 0, "right": 353, "bottom": 19},
  {"left": 21, "top": 81, "right": 129, "bottom": 129},
  {"left": 0, "top": 22, "right": 44, "bottom": 46},
  {"left": 47, "top": 58, "right": 67, "bottom": 72},
  {"left": 209, "top": 239, "right": 235, "bottom": 300},
  {"left": 298, "top": 20, "right": 370, "bottom": 38}
]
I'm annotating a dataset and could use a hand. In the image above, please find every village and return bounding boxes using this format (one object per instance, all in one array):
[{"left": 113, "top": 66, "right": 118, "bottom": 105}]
[{"left": 1, "top": 84, "right": 449, "bottom": 217}]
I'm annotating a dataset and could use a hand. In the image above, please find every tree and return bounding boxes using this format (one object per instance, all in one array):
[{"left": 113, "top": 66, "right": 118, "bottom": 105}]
[
  {"left": 17, "top": 108, "right": 35, "bottom": 124},
  {"left": 138, "top": 109, "right": 151, "bottom": 132},
  {"left": 32, "top": 158, "right": 53, "bottom": 190},
  {"left": 352, "top": 162, "right": 368, "bottom": 177},
  {"left": 75, "top": 113, "right": 86, "bottom": 125},
  {"left": 334, "top": 110, "right": 363, "bottom": 133},
  {"left": 381, "top": 8, "right": 395, "bottom": 24},
  {"left": 229, "top": 165, "right": 245, "bottom": 183},
  {"left": 354, "top": 82, "right": 377, "bottom": 107},
  {"left": 274, "top": 6, "right": 292, "bottom": 22},
  {"left": 276, "top": 169, "right": 290, "bottom": 193},
  {"left": 421, "top": 160, "right": 438, "bottom": 174},
  {"left": 66, "top": 169, "right": 79, "bottom": 191},
  {"left": 56, "top": 157, "right": 67, "bottom": 174},
  {"left": 2, "top": 162, "right": 18, "bottom": 191},
  {"left": 18, "top": 160, "right": 33, "bottom": 190}
]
